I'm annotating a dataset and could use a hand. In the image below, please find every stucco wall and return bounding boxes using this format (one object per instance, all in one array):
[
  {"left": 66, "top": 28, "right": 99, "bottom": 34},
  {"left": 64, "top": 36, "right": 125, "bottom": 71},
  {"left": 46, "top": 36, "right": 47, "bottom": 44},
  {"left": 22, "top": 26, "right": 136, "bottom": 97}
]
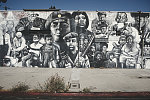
[{"left": 0, "top": 11, "right": 150, "bottom": 69}]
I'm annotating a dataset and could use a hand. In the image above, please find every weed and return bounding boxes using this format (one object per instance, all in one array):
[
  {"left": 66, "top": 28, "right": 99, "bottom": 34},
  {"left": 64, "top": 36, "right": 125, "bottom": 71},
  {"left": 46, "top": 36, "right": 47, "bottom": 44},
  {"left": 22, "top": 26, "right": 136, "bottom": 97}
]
[
  {"left": 39, "top": 73, "right": 68, "bottom": 93},
  {"left": 82, "top": 87, "right": 91, "bottom": 93},
  {"left": 11, "top": 82, "right": 29, "bottom": 92},
  {"left": 0, "top": 86, "right": 3, "bottom": 90}
]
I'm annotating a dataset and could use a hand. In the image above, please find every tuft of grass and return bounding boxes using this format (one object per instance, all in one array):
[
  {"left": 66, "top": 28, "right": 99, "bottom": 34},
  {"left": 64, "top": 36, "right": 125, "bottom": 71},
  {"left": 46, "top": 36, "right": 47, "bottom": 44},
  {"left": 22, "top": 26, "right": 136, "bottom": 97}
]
[
  {"left": 38, "top": 73, "right": 68, "bottom": 93},
  {"left": 11, "top": 82, "right": 30, "bottom": 92},
  {"left": 82, "top": 87, "right": 91, "bottom": 93}
]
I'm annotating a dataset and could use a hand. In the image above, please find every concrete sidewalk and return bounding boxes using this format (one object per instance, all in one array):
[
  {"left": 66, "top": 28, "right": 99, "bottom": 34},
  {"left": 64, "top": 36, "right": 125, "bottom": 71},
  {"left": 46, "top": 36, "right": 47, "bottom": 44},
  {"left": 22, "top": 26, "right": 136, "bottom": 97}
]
[{"left": 0, "top": 67, "right": 150, "bottom": 92}]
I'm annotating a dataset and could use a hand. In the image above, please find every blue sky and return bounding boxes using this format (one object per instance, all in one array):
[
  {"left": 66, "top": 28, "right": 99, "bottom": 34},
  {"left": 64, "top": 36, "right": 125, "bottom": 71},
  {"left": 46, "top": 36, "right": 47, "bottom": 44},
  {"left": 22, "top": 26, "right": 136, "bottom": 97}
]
[{"left": 1, "top": 0, "right": 150, "bottom": 12}]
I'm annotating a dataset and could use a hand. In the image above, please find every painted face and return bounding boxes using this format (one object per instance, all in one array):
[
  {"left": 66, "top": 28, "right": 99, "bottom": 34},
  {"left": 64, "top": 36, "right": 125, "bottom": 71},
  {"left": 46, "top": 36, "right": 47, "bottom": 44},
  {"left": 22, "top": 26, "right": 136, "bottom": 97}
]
[
  {"left": 50, "top": 19, "right": 70, "bottom": 42},
  {"left": 134, "top": 17, "right": 146, "bottom": 28},
  {"left": 101, "top": 27, "right": 107, "bottom": 34},
  {"left": 124, "top": 22, "right": 132, "bottom": 30},
  {"left": 33, "top": 35, "right": 39, "bottom": 42},
  {"left": 16, "top": 32, "right": 22, "bottom": 39},
  {"left": 28, "top": 13, "right": 38, "bottom": 22},
  {"left": 116, "top": 13, "right": 127, "bottom": 23},
  {"left": 6, "top": 21, "right": 14, "bottom": 30},
  {"left": 96, "top": 53, "right": 102, "bottom": 60},
  {"left": 98, "top": 14, "right": 106, "bottom": 22},
  {"left": 102, "top": 45, "right": 107, "bottom": 52},
  {"left": 91, "top": 46, "right": 96, "bottom": 52},
  {"left": 127, "top": 36, "right": 133, "bottom": 45},
  {"left": 84, "top": 38, "right": 88, "bottom": 45},
  {"left": 119, "top": 37, "right": 126, "bottom": 45},
  {"left": 75, "top": 14, "right": 86, "bottom": 27},
  {"left": 80, "top": 38, "right": 84, "bottom": 44},
  {"left": 66, "top": 37, "right": 78, "bottom": 52},
  {"left": 45, "top": 37, "right": 53, "bottom": 45}
]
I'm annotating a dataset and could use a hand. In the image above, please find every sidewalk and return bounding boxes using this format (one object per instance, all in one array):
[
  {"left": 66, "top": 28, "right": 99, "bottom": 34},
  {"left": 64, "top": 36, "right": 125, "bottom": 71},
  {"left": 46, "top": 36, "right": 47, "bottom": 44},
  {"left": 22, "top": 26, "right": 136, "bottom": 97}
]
[{"left": 0, "top": 67, "right": 150, "bottom": 92}]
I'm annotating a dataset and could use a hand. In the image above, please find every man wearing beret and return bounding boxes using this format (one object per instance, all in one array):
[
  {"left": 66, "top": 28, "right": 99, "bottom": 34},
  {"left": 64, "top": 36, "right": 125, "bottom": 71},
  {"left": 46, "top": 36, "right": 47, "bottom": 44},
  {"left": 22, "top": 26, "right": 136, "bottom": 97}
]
[
  {"left": 45, "top": 11, "right": 72, "bottom": 67},
  {"left": 45, "top": 11, "right": 72, "bottom": 44},
  {"left": 63, "top": 32, "right": 90, "bottom": 68}
]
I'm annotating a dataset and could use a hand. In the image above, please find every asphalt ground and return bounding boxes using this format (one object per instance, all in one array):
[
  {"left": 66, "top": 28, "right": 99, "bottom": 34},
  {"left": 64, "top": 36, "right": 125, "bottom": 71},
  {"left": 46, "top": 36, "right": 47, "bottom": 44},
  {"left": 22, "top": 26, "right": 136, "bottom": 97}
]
[
  {"left": 0, "top": 92, "right": 150, "bottom": 100},
  {"left": 0, "top": 96, "right": 150, "bottom": 100}
]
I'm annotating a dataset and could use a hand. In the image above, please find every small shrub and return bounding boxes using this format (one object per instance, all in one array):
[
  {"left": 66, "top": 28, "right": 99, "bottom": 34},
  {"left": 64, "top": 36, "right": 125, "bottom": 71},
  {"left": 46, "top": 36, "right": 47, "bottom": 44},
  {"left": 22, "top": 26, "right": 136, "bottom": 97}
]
[
  {"left": 11, "top": 82, "right": 30, "bottom": 92},
  {"left": 39, "top": 73, "right": 67, "bottom": 93},
  {"left": 0, "top": 86, "right": 3, "bottom": 90},
  {"left": 82, "top": 87, "right": 91, "bottom": 93}
]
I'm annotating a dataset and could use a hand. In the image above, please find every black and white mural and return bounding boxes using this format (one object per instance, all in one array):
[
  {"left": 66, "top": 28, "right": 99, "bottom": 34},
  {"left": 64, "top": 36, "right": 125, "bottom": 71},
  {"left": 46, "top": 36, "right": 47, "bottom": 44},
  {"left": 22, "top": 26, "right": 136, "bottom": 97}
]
[{"left": 0, "top": 10, "right": 150, "bottom": 69}]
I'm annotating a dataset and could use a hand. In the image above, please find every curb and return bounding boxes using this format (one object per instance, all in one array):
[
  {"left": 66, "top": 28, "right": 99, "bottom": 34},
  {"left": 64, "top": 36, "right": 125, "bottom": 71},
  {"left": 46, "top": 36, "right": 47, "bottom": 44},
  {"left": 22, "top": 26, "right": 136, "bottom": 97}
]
[{"left": 0, "top": 91, "right": 150, "bottom": 97}]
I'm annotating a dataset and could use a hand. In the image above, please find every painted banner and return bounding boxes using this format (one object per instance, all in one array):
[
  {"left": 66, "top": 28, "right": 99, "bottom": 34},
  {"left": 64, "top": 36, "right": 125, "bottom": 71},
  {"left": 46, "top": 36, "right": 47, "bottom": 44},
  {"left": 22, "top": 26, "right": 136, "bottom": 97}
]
[{"left": 0, "top": 10, "right": 150, "bottom": 69}]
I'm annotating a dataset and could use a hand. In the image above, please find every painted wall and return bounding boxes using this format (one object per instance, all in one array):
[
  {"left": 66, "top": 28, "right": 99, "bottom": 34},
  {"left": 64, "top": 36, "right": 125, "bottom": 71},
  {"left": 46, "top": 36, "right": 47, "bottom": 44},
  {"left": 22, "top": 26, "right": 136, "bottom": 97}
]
[{"left": 0, "top": 11, "right": 150, "bottom": 69}]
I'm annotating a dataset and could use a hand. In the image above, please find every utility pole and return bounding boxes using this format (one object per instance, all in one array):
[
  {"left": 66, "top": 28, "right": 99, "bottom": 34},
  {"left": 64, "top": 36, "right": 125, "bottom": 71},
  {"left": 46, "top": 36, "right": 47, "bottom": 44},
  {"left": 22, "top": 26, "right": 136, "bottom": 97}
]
[
  {"left": 24, "top": 0, "right": 60, "bottom": 11},
  {"left": 49, "top": 0, "right": 56, "bottom": 9},
  {"left": 3, "top": 6, "right": 10, "bottom": 10},
  {"left": 0, "top": 0, "right": 8, "bottom": 10}
]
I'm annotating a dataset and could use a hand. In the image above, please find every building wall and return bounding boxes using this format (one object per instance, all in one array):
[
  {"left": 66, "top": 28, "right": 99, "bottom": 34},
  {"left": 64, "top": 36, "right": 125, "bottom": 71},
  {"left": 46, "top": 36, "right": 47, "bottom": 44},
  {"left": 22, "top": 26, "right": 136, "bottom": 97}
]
[{"left": 0, "top": 11, "right": 150, "bottom": 69}]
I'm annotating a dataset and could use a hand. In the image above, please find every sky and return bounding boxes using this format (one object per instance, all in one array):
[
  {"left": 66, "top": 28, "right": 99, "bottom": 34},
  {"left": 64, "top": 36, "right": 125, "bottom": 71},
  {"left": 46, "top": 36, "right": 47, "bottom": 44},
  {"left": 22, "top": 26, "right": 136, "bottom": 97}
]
[{"left": 0, "top": 0, "right": 150, "bottom": 12}]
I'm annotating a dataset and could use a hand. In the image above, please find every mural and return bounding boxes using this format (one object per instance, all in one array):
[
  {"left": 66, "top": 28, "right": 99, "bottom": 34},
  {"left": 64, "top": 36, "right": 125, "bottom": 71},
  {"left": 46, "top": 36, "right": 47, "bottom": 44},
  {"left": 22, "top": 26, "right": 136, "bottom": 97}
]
[{"left": 0, "top": 10, "right": 150, "bottom": 68}]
